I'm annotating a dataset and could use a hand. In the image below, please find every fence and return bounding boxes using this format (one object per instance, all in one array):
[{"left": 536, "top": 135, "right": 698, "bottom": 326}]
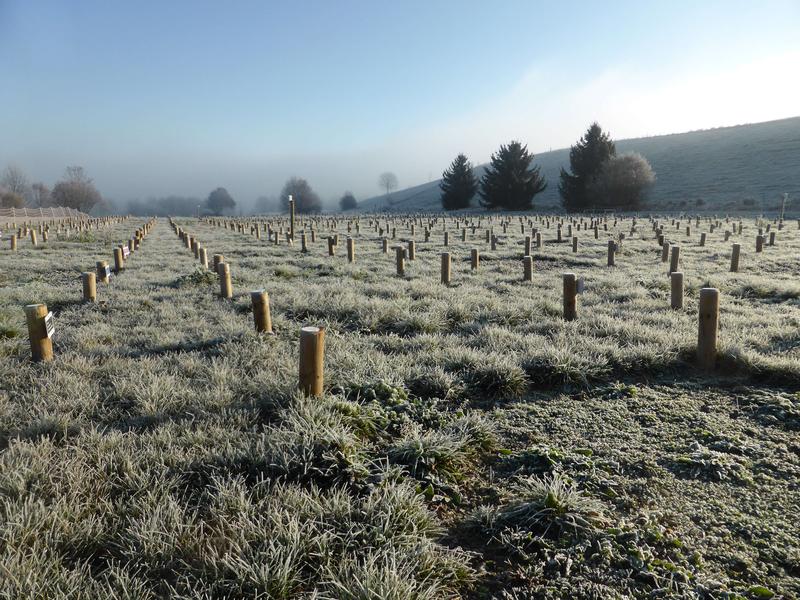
[{"left": 0, "top": 206, "right": 88, "bottom": 221}]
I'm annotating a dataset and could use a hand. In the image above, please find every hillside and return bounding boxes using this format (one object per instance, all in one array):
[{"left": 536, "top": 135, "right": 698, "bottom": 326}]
[{"left": 359, "top": 116, "right": 800, "bottom": 213}]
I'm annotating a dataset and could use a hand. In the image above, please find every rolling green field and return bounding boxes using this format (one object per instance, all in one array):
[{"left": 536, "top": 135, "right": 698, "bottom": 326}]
[{"left": 1, "top": 214, "right": 798, "bottom": 599}]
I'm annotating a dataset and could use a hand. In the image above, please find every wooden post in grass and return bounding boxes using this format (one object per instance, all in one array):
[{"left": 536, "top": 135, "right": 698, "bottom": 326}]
[
  {"left": 395, "top": 246, "right": 405, "bottom": 276},
  {"left": 30, "top": 229, "right": 37, "bottom": 246},
  {"left": 572, "top": 236, "right": 578, "bottom": 253},
  {"left": 524, "top": 235, "right": 531, "bottom": 256},
  {"left": 523, "top": 256, "right": 533, "bottom": 281},
  {"left": 299, "top": 326, "right": 325, "bottom": 396},
  {"left": 670, "top": 271, "right": 683, "bottom": 309},
  {"left": 700, "top": 232, "right": 706, "bottom": 246},
  {"left": 10, "top": 234, "right": 17, "bottom": 251},
  {"left": 346, "top": 237, "right": 355, "bottom": 263},
  {"left": 669, "top": 245, "right": 680, "bottom": 274},
  {"left": 96, "top": 260, "right": 110, "bottom": 283},
  {"left": 213, "top": 254, "right": 224, "bottom": 272},
  {"left": 408, "top": 240, "right": 415, "bottom": 260},
  {"left": 82, "top": 272, "right": 96, "bottom": 302},
  {"left": 443, "top": 231, "right": 449, "bottom": 246},
  {"left": 563, "top": 273, "right": 577, "bottom": 321},
  {"left": 25, "top": 303, "right": 53, "bottom": 362},
  {"left": 218, "top": 262, "right": 232, "bottom": 299},
  {"left": 730, "top": 243, "right": 741, "bottom": 272},
  {"left": 327, "top": 236, "right": 336, "bottom": 256},
  {"left": 769, "top": 231, "right": 775, "bottom": 246},
  {"left": 661, "top": 242, "right": 669, "bottom": 262},
  {"left": 289, "top": 196, "right": 296, "bottom": 241},
  {"left": 697, "top": 288, "right": 719, "bottom": 369},
  {"left": 114, "top": 247, "right": 124, "bottom": 273},
  {"left": 441, "top": 252, "right": 451, "bottom": 285},
  {"left": 470, "top": 248, "right": 479, "bottom": 271},
  {"left": 251, "top": 290, "right": 273, "bottom": 333},
  {"left": 607, "top": 240, "right": 615, "bottom": 266},
  {"left": 199, "top": 247, "right": 208, "bottom": 269},
  {"left": 756, "top": 234, "right": 764, "bottom": 253},
  {"left": 301, "top": 232, "right": 308, "bottom": 252}
]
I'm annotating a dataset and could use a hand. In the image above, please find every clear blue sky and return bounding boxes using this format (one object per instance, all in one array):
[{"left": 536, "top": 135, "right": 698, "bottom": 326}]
[{"left": 1, "top": 0, "right": 798, "bottom": 207}]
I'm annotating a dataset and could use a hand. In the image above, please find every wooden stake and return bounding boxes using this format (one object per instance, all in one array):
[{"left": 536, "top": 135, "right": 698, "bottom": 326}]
[
  {"left": 218, "top": 262, "right": 232, "bottom": 298},
  {"left": 251, "top": 290, "right": 273, "bottom": 333},
  {"left": 395, "top": 246, "right": 405, "bottom": 276},
  {"left": 607, "top": 240, "right": 615, "bottom": 266},
  {"left": 199, "top": 247, "right": 208, "bottom": 269},
  {"left": 669, "top": 245, "right": 680, "bottom": 274},
  {"left": 346, "top": 237, "right": 355, "bottom": 263},
  {"left": 82, "top": 272, "right": 97, "bottom": 302},
  {"left": 563, "top": 273, "right": 577, "bottom": 321},
  {"left": 470, "top": 248, "right": 479, "bottom": 271},
  {"left": 697, "top": 288, "right": 719, "bottom": 370},
  {"left": 10, "top": 234, "right": 17, "bottom": 251},
  {"left": 213, "top": 254, "right": 224, "bottom": 272},
  {"left": 523, "top": 255, "right": 532, "bottom": 281},
  {"left": 114, "top": 247, "right": 124, "bottom": 273},
  {"left": 299, "top": 326, "right": 325, "bottom": 396},
  {"left": 730, "top": 243, "right": 741, "bottom": 272},
  {"left": 441, "top": 252, "right": 451, "bottom": 285},
  {"left": 25, "top": 303, "right": 53, "bottom": 362},
  {"left": 670, "top": 271, "right": 683, "bottom": 309},
  {"left": 96, "top": 260, "right": 110, "bottom": 283}
]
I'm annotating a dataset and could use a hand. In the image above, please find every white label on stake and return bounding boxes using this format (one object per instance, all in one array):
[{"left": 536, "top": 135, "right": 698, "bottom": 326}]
[
  {"left": 577, "top": 278, "right": 586, "bottom": 294},
  {"left": 44, "top": 312, "right": 55, "bottom": 338},
  {"left": 105, "top": 265, "right": 112, "bottom": 278},
  {"left": 122, "top": 246, "right": 130, "bottom": 258}
]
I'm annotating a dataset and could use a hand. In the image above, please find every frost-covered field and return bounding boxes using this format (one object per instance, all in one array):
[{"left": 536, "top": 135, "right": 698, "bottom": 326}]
[{"left": 0, "top": 214, "right": 798, "bottom": 599}]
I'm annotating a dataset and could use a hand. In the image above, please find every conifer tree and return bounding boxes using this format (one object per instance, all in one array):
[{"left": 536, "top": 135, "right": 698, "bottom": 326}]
[
  {"left": 479, "top": 141, "right": 546, "bottom": 210},
  {"left": 440, "top": 153, "right": 478, "bottom": 210},
  {"left": 558, "top": 122, "right": 616, "bottom": 212}
]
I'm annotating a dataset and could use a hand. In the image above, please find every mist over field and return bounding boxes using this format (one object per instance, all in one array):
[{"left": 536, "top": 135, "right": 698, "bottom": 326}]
[{"left": 1, "top": 2, "right": 800, "bottom": 599}]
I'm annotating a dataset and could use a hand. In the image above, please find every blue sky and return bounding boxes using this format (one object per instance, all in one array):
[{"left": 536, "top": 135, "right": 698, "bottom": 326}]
[{"left": 1, "top": 0, "right": 798, "bottom": 207}]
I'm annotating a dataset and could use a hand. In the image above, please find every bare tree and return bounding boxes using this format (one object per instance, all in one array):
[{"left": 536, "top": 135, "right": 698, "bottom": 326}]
[
  {"left": 31, "top": 183, "right": 51, "bottom": 208},
  {"left": 378, "top": 172, "right": 398, "bottom": 197},
  {"left": 51, "top": 166, "right": 104, "bottom": 213},
  {"left": 0, "top": 191, "right": 25, "bottom": 208},
  {"left": 1, "top": 166, "right": 30, "bottom": 201}
]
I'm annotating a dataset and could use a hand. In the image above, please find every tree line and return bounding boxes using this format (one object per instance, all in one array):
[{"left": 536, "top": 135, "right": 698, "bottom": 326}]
[
  {"left": 439, "top": 123, "right": 655, "bottom": 211},
  {"left": 0, "top": 165, "right": 104, "bottom": 213}
]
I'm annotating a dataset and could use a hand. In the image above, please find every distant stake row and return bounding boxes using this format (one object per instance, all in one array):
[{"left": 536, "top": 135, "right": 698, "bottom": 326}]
[
  {"left": 25, "top": 219, "right": 156, "bottom": 361},
  {"left": 169, "top": 219, "right": 324, "bottom": 396}
]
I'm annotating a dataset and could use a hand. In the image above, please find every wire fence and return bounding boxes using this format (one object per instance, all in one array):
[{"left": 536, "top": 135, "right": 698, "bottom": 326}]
[{"left": 0, "top": 206, "right": 88, "bottom": 220}]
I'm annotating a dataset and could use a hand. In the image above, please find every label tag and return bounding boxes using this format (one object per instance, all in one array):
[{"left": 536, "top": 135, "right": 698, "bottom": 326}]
[
  {"left": 105, "top": 265, "right": 112, "bottom": 278},
  {"left": 122, "top": 246, "right": 130, "bottom": 258},
  {"left": 577, "top": 278, "right": 586, "bottom": 294},
  {"left": 44, "top": 312, "right": 55, "bottom": 338}
]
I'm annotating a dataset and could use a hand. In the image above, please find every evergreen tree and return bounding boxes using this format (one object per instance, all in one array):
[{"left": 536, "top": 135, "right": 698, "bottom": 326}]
[
  {"left": 339, "top": 191, "right": 358, "bottom": 211},
  {"left": 439, "top": 153, "right": 477, "bottom": 210},
  {"left": 479, "top": 141, "right": 546, "bottom": 210},
  {"left": 558, "top": 122, "right": 616, "bottom": 212}
]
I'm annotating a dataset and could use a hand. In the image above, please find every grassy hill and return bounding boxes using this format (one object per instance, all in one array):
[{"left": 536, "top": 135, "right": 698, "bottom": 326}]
[{"left": 359, "top": 116, "right": 800, "bottom": 214}]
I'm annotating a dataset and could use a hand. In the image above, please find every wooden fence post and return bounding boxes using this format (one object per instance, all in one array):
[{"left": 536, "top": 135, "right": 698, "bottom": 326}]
[
  {"left": 299, "top": 326, "right": 325, "bottom": 396},
  {"left": 408, "top": 240, "right": 416, "bottom": 260},
  {"left": 563, "top": 273, "right": 577, "bottom": 321},
  {"left": 25, "top": 304, "right": 53, "bottom": 362},
  {"left": 213, "top": 254, "right": 224, "bottom": 272},
  {"left": 697, "top": 288, "right": 719, "bottom": 369},
  {"left": 10, "top": 234, "right": 17, "bottom": 251},
  {"left": 607, "top": 240, "right": 615, "bottom": 266},
  {"left": 251, "top": 290, "right": 273, "bottom": 333},
  {"left": 346, "top": 237, "right": 355, "bottom": 263},
  {"left": 470, "top": 248, "right": 479, "bottom": 271},
  {"left": 523, "top": 255, "right": 533, "bottom": 281}
]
